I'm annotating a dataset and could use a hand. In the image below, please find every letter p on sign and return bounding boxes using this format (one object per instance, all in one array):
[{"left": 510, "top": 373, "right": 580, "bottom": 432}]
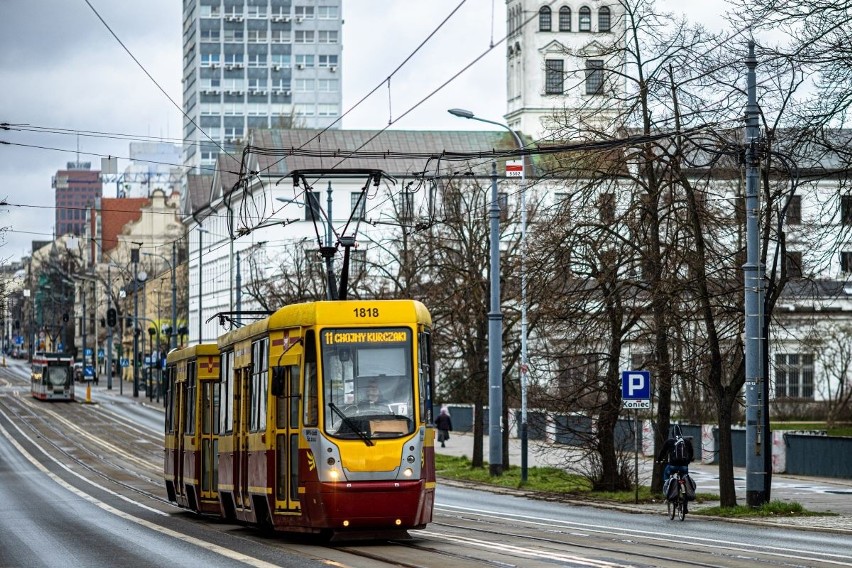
[{"left": 621, "top": 370, "right": 651, "bottom": 400}]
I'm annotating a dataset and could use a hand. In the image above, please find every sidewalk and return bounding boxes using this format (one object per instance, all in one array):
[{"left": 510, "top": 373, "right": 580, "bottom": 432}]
[{"left": 436, "top": 432, "right": 852, "bottom": 532}]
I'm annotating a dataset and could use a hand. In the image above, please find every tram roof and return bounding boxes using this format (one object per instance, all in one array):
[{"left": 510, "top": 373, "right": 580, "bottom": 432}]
[
  {"left": 217, "top": 299, "right": 431, "bottom": 350},
  {"left": 166, "top": 343, "right": 220, "bottom": 365}
]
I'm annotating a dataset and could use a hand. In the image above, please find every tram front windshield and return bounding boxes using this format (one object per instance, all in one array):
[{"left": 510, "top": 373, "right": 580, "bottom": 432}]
[
  {"left": 46, "top": 363, "right": 71, "bottom": 388},
  {"left": 321, "top": 328, "right": 415, "bottom": 439}
]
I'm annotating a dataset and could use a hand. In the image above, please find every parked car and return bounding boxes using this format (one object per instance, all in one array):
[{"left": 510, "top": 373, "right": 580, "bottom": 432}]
[{"left": 73, "top": 362, "right": 83, "bottom": 382}]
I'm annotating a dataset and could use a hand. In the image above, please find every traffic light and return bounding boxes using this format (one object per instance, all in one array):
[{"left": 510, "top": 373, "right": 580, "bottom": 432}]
[
  {"left": 125, "top": 316, "right": 133, "bottom": 328},
  {"left": 106, "top": 308, "right": 117, "bottom": 327},
  {"left": 62, "top": 313, "right": 69, "bottom": 323}
]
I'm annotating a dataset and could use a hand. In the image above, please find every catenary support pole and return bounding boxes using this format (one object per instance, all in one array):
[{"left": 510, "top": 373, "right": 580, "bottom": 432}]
[
  {"left": 488, "top": 161, "right": 503, "bottom": 477},
  {"left": 744, "top": 40, "right": 769, "bottom": 507},
  {"left": 171, "top": 241, "right": 177, "bottom": 350}
]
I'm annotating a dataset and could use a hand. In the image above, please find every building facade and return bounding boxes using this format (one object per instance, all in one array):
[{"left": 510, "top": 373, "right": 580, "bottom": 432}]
[
  {"left": 505, "top": 1, "right": 625, "bottom": 140},
  {"left": 182, "top": 0, "right": 343, "bottom": 172},
  {"left": 53, "top": 162, "right": 103, "bottom": 237}
]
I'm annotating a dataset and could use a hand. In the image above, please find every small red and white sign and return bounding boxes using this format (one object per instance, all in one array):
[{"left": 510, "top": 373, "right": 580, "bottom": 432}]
[{"left": 506, "top": 160, "right": 524, "bottom": 177}]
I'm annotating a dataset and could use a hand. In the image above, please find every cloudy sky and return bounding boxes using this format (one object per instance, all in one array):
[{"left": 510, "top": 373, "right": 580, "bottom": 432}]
[{"left": 0, "top": 0, "right": 726, "bottom": 264}]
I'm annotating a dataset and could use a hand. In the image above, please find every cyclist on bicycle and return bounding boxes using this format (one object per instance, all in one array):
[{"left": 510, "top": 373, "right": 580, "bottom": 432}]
[{"left": 657, "top": 424, "right": 694, "bottom": 487}]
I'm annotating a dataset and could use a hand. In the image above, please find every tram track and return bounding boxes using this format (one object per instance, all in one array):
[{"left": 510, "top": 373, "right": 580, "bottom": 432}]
[{"left": 0, "top": 394, "right": 174, "bottom": 510}]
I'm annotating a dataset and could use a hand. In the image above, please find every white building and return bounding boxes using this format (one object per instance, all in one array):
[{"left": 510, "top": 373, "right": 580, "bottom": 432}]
[
  {"left": 505, "top": 0, "right": 625, "bottom": 140},
  {"left": 183, "top": 128, "right": 515, "bottom": 344}
]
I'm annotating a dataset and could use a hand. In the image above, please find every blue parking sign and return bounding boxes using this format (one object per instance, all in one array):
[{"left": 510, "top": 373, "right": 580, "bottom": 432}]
[{"left": 621, "top": 371, "right": 651, "bottom": 408}]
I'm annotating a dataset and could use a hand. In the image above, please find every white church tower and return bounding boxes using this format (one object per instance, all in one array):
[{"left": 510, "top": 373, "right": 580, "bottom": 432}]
[{"left": 505, "top": 1, "right": 625, "bottom": 141}]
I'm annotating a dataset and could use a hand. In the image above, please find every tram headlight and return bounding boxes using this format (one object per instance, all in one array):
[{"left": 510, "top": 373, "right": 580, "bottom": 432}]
[
  {"left": 329, "top": 469, "right": 340, "bottom": 480},
  {"left": 327, "top": 457, "right": 336, "bottom": 466},
  {"left": 406, "top": 455, "right": 415, "bottom": 464},
  {"left": 403, "top": 467, "right": 413, "bottom": 478}
]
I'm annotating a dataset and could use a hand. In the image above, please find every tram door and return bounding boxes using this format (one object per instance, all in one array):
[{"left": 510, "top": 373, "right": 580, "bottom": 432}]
[
  {"left": 234, "top": 366, "right": 251, "bottom": 510},
  {"left": 174, "top": 363, "right": 187, "bottom": 500},
  {"left": 274, "top": 357, "right": 302, "bottom": 512},
  {"left": 199, "top": 377, "right": 219, "bottom": 499}
]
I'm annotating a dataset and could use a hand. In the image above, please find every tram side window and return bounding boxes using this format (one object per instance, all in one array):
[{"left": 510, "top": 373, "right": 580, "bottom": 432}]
[
  {"left": 185, "top": 361, "right": 197, "bottom": 435},
  {"left": 418, "top": 330, "right": 432, "bottom": 424},
  {"left": 165, "top": 365, "right": 175, "bottom": 433},
  {"left": 219, "top": 351, "right": 234, "bottom": 433},
  {"left": 251, "top": 338, "right": 269, "bottom": 431},
  {"left": 303, "top": 330, "right": 318, "bottom": 427}
]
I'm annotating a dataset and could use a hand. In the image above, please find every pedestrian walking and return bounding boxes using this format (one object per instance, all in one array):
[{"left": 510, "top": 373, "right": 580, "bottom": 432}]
[{"left": 435, "top": 407, "right": 452, "bottom": 448}]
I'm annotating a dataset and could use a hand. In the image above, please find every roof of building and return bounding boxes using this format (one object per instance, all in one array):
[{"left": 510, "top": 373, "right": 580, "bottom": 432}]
[
  {"left": 184, "top": 128, "right": 518, "bottom": 217},
  {"left": 250, "top": 128, "right": 516, "bottom": 179},
  {"left": 185, "top": 174, "right": 214, "bottom": 216},
  {"left": 100, "top": 197, "right": 150, "bottom": 255}
]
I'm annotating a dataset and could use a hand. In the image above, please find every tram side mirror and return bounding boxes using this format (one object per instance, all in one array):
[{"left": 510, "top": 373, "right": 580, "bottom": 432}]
[
  {"left": 337, "top": 346, "right": 351, "bottom": 362},
  {"left": 271, "top": 366, "right": 286, "bottom": 396}
]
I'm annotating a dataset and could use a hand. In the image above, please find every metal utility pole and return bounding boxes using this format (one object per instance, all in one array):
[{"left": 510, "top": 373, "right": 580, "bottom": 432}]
[
  {"left": 107, "top": 264, "right": 113, "bottom": 390},
  {"left": 235, "top": 250, "right": 241, "bottom": 326},
  {"left": 744, "top": 40, "right": 769, "bottom": 507},
  {"left": 488, "top": 161, "right": 503, "bottom": 477},
  {"left": 197, "top": 229, "right": 205, "bottom": 345},
  {"left": 449, "top": 108, "right": 521, "bottom": 479},
  {"left": 171, "top": 241, "right": 177, "bottom": 350},
  {"left": 132, "top": 245, "right": 140, "bottom": 398}
]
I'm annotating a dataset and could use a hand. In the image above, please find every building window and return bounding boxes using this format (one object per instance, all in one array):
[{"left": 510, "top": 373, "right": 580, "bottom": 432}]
[
  {"left": 585, "top": 59, "right": 605, "bottom": 95},
  {"left": 559, "top": 6, "right": 571, "bottom": 31},
  {"left": 539, "top": 6, "right": 552, "bottom": 31},
  {"left": 317, "top": 79, "right": 339, "bottom": 92},
  {"left": 351, "top": 192, "right": 365, "bottom": 220},
  {"left": 579, "top": 6, "right": 592, "bottom": 31},
  {"left": 317, "top": 104, "right": 339, "bottom": 117},
  {"left": 247, "top": 29, "right": 267, "bottom": 43},
  {"left": 841, "top": 195, "right": 852, "bottom": 225},
  {"left": 545, "top": 59, "right": 564, "bottom": 94},
  {"left": 318, "top": 30, "right": 339, "bottom": 44},
  {"left": 317, "top": 6, "right": 339, "bottom": 19},
  {"left": 305, "top": 191, "right": 321, "bottom": 221},
  {"left": 318, "top": 54, "right": 339, "bottom": 68},
  {"left": 841, "top": 251, "right": 852, "bottom": 273},
  {"left": 270, "top": 54, "right": 291, "bottom": 68},
  {"left": 295, "top": 54, "right": 315, "bottom": 68},
  {"left": 775, "top": 353, "right": 814, "bottom": 399},
  {"left": 294, "top": 6, "right": 315, "bottom": 19},
  {"left": 294, "top": 78, "right": 314, "bottom": 92},
  {"left": 295, "top": 30, "right": 314, "bottom": 43},
  {"left": 599, "top": 7, "right": 611, "bottom": 32},
  {"left": 786, "top": 251, "right": 803, "bottom": 278},
  {"left": 786, "top": 195, "right": 801, "bottom": 225}
]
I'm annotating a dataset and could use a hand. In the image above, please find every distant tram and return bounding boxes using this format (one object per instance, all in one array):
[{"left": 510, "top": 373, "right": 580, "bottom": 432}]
[
  {"left": 164, "top": 299, "right": 436, "bottom": 538},
  {"left": 163, "top": 343, "right": 221, "bottom": 515},
  {"left": 31, "top": 352, "right": 75, "bottom": 401}
]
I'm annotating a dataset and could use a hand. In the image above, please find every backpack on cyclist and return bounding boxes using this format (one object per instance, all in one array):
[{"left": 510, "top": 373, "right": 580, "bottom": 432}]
[{"left": 670, "top": 436, "right": 688, "bottom": 464}]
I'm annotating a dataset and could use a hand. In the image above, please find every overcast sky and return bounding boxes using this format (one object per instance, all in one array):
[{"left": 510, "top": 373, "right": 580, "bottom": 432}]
[{"left": 0, "top": 0, "right": 726, "bottom": 265}]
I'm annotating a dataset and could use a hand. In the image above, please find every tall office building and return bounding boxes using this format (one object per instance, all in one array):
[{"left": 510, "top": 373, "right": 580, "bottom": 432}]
[
  {"left": 182, "top": 0, "right": 343, "bottom": 172},
  {"left": 53, "top": 162, "right": 103, "bottom": 237}
]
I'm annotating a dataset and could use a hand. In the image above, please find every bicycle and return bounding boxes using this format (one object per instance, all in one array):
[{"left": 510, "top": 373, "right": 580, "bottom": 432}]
[{"left": 665, "top": 470, "right": 688, "bottom": 521}]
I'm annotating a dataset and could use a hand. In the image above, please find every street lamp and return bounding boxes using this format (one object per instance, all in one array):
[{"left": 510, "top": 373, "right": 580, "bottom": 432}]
[
  {"left": 449, "top": 107, "right": 528, "bottom": 480},
  {"left": 143, "top": 244, "right": 178, "bottom": 351}
]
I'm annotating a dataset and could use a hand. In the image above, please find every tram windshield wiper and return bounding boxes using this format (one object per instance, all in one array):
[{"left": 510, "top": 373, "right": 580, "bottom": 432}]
[{"left": 328, "top": 402, "right": 374, "bottom": 446}]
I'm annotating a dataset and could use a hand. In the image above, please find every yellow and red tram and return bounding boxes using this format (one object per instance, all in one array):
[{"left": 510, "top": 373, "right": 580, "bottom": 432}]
[
  {"left": 164, "top": 343, "right": 221, "bottom": 515},
  {"left": 31, "top": 352, "right": 74, "bottom": 401},
  {"left": 164, "top": 299, "right": 436, "bottom": 538}
]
